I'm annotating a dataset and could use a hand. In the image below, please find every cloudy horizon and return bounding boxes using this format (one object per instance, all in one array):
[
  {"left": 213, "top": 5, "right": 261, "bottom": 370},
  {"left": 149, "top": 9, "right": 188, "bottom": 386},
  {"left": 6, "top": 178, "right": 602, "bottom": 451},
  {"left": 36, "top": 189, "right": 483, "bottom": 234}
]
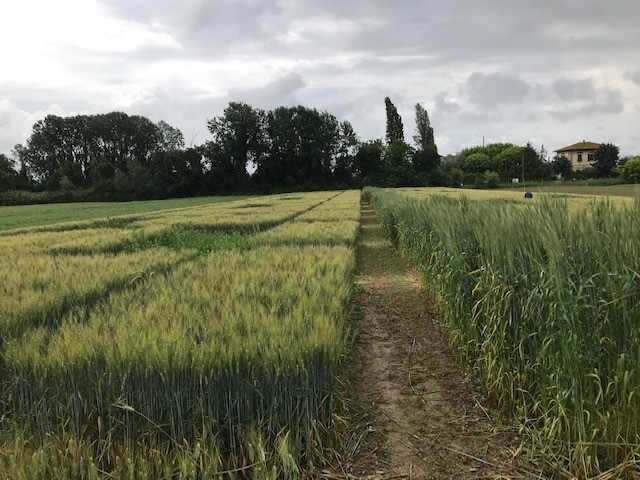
[{"left": 1, "top": 0, "right": 639, "bottom": 159}]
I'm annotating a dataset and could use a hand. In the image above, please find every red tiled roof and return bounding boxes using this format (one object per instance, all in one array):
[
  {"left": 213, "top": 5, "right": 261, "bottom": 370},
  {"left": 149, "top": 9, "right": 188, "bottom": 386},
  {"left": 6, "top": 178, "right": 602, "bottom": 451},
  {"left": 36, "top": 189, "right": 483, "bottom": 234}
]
[{"left": 554, "top": 141, "right": 600, "bottom": 152}]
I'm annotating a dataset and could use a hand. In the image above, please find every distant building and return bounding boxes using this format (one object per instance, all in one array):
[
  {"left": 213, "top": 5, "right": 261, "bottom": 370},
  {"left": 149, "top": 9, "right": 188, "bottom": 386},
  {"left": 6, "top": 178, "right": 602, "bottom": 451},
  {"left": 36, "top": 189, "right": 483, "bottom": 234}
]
[{"left": 554, "top": 141, "right": 600, "bottom": 171}]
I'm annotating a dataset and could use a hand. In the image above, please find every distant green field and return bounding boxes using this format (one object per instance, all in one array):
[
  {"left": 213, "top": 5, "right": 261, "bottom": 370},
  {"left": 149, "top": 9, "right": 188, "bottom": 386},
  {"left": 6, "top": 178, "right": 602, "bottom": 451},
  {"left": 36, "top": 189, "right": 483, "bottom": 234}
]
[
  {"left": 0, "top": 196, "right": 246, "bottom": 231},
  {"left": 501, "top": 183, "right": 640, "bottom": 198}
]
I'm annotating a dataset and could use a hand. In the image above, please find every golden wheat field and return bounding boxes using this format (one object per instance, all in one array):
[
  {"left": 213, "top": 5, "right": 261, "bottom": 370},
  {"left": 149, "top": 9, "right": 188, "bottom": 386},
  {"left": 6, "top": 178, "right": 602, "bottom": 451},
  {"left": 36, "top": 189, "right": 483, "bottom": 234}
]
[
  {"left": 0, "top": 190, "right": 361, "bottom": 479},
  {"left": 396, "top": 185, "right": 636, "bottom": 207}
]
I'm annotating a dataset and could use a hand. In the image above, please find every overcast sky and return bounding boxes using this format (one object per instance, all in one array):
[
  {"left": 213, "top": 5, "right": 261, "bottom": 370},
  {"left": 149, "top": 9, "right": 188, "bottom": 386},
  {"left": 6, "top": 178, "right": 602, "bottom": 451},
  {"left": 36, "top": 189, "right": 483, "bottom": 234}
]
[{"left": 1, "top": 0, "right": 639, "bottom": 158}]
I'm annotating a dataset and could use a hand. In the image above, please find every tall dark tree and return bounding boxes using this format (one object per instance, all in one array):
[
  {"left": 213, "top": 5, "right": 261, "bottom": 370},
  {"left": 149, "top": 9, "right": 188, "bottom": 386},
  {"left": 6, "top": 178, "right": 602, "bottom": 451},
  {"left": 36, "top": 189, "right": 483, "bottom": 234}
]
[
  {"left": 149, "top": 148, "right": 206, "bottom": 197},
  {"left": 332, "top": 121, "right": 358, "bottom": 185},
  {"left": 205, "top": 102, "right": 267, "bottom": 190},
  {"left": 551, "top": 155, "right": 573, "bottom": 179},
  {"left": 0, "top": 153, "right": 18, "bottom": 192},
  {"left": 93, "top": 112, "right": 161, "bottom": 170},
  {"left": 296, "top": 108, "right": 340, "bottom": 185},
  {"left": 521, "top": 142, "right": 548, "bottom": 181},
  {"left": 157, "top": 120, "right": 185, "bottom": 151},
  {"left": 18, "top": 112, "right": 179, "bottom": 187},
  {"left": 256, "top": 105, "right": 341, "bottom": 190},
  {"left": 412, "top": 103, "right": 440, "bottom": 181},
  {"left": 11, "top": 145, "right": 34, "bottom": 190},
  {"left": 494, "top": 145, "right": 523, "bottom": 181},
  {"left": 384, "top": 97, "right": 404, "bottom": 144},
  {"left": 593, "top": 143, "right": 619, "bottom": 177},
  {"left": 381, "top": 140, "right": 416, "bottom": 187},
  {"left": 413, "top": 103, "right": 436, "bottom": 151},
  {"left": 113, "top": 159, "right": 153, "bottom": 199},
  {"left": 353, "top": 140, "right": 385, "bottom": 183}
]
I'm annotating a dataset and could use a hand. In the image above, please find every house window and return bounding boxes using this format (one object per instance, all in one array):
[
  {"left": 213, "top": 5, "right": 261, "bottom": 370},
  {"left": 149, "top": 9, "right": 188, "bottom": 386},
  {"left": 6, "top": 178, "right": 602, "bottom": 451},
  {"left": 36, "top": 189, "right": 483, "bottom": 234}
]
[
  {"left": 577, "top": 153, "right": 583, "bottom": 162},
  {"left": 588, "top": 153, "right": 594, "bottom": 162}
]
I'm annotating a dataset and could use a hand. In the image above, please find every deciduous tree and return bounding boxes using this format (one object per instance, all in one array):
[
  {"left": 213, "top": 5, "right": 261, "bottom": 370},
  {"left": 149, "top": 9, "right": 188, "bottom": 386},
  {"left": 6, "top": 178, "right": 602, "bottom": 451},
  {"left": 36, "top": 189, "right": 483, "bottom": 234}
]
[
  {"left": 551, "top": 155, "right": 573, "bottom": 179},
  {"left": 617, "top": 156, "right": 640, "bottom": 182},
  {"left": 157, "top": 120, "right": 185, "bottom": 151},
  {"left": 381, "top": 140, "right": 416, "bottom": 187},
  {"left": 353, "top": 140, "right": 384, "bottom": 183},
  {"left": 205, "top": 102, "right": 267, "bottom": 190},
  {"left": 0, "top": 153, "right": 17, "bottom": 192},
  {"left": 593, "top": 143, "right": 619, "bottom": 177}
]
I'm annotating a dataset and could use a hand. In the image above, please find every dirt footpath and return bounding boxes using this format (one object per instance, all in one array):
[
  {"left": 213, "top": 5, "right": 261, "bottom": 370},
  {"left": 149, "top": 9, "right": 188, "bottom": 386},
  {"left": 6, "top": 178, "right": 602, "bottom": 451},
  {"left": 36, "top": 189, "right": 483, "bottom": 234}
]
[{"left": 339, "top": 203, "right": 540, "bottom": 480}]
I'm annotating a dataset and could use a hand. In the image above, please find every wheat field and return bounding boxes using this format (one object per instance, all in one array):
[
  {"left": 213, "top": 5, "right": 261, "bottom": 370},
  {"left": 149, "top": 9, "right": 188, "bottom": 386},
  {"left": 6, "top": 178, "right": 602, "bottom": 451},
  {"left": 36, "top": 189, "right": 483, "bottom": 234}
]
[
  {"left": 365, "top": 186, "right": 640, "bottom": 478},
  {"left": 0, "top": 190, "right": 360, "bottom": 479}
]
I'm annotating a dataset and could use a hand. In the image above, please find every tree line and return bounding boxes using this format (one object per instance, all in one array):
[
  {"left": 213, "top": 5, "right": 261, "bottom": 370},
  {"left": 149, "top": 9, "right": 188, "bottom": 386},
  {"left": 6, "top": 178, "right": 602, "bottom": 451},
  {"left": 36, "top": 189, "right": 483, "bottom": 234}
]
[
  {"left": 437, "top": 141, "right": 626, "bottom": 189},
  {"left": 0, "top": 98, "right": 632, "bottom": 204},
  {"left": 0, "top": 99, "right": 441, "bottom": 203}
]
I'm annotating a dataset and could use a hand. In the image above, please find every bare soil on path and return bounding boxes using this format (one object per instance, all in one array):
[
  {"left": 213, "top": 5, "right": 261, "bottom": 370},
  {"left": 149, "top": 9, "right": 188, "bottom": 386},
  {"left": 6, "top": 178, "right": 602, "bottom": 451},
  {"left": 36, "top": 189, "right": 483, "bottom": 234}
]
[{"left": 334, "top": 202, "right": 540, "bottom": 480}]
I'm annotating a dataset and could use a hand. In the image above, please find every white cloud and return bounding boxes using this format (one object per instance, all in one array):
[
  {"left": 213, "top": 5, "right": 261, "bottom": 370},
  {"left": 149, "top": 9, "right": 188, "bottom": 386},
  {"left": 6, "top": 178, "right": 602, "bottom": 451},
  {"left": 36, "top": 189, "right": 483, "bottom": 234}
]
[{"left": 0, "top": 101, "right": 67, "bottom": 155}]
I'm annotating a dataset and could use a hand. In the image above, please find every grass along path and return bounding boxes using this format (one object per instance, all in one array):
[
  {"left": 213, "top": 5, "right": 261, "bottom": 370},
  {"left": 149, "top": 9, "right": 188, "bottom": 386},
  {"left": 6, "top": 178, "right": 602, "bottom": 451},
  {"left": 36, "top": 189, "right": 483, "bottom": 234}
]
[{"left": 343, "top": 202, "right": 540, "bottom": 479}]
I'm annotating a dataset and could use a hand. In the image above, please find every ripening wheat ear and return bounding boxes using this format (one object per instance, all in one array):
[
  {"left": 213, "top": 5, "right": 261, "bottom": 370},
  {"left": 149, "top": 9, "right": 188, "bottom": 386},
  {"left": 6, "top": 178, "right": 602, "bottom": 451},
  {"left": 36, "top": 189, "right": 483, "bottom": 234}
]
[
  {"left": 127, "top": 270, "right": 155, "bottom": 287},
  {"left": 113, "top": 399, "right": 183, "bottom": 450}
]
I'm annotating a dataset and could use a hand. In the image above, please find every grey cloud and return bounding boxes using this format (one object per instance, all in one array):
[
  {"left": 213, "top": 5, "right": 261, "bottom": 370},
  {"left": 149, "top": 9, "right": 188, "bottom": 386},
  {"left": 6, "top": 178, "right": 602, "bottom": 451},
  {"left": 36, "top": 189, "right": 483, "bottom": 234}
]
[
  {"left": 432, "top": 92, "right": 462, "bottom": 125},
  {"left": 100, "top": 0, "right": 283, "bottom": 58},
  {"left": 0, "top": 109, "right": 12, "bottom": 128},
  {"left": 95, "top": 0, "right": 640, "bottom": 87},
  {"left": 187, "top": 0, "right": 281, "bottom": 46},
  {"left": 463, "top": 73, "right": 531, "bottom": 107},
  {"left": 100, "top": 0, "right": 640, "bottom": 65},
  {"left": 625, "top": 70, "right": 640, "bottom": 86},
  {"left": 290, "top": 1, "right": 639, "bottom": 67},
  {"left": 548, "top": 78, "right": 624, "bottom": 122},
  {"left": 125, "top": 73, "right": 308, "bottom": 146},
  {"left": 551, "top": 79, "right": 597, "bottom": 102},
  {"left": 226, "top": 73, "right": 306, "bottom": 109},
  {"left": 549, "top": 90, "right": 623, "bottom": 121},
  {"left": 432, "top": 89, "right": 505, "bottom": 136}
]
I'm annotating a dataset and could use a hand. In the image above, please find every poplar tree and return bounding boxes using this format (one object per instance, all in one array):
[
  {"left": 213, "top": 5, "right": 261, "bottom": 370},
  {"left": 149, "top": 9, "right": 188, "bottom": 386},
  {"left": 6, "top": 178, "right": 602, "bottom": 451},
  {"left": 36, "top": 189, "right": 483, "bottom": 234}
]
[
  {"left": 413, "top": 103, "right": 436, "bottom": 151},
  {"left": 412, "top": 103, "right": 440, "bottom": 178},
  {"left": 384, "top": 97, "right": 404, "bottom": 144}
]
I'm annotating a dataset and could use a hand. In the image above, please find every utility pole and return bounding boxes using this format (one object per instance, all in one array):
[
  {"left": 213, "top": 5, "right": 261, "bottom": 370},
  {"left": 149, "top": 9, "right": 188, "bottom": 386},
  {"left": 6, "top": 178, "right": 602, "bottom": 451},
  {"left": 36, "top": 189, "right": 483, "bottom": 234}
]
[{"left": 521, "top": 149, "right": 525, "bottom": 191}]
